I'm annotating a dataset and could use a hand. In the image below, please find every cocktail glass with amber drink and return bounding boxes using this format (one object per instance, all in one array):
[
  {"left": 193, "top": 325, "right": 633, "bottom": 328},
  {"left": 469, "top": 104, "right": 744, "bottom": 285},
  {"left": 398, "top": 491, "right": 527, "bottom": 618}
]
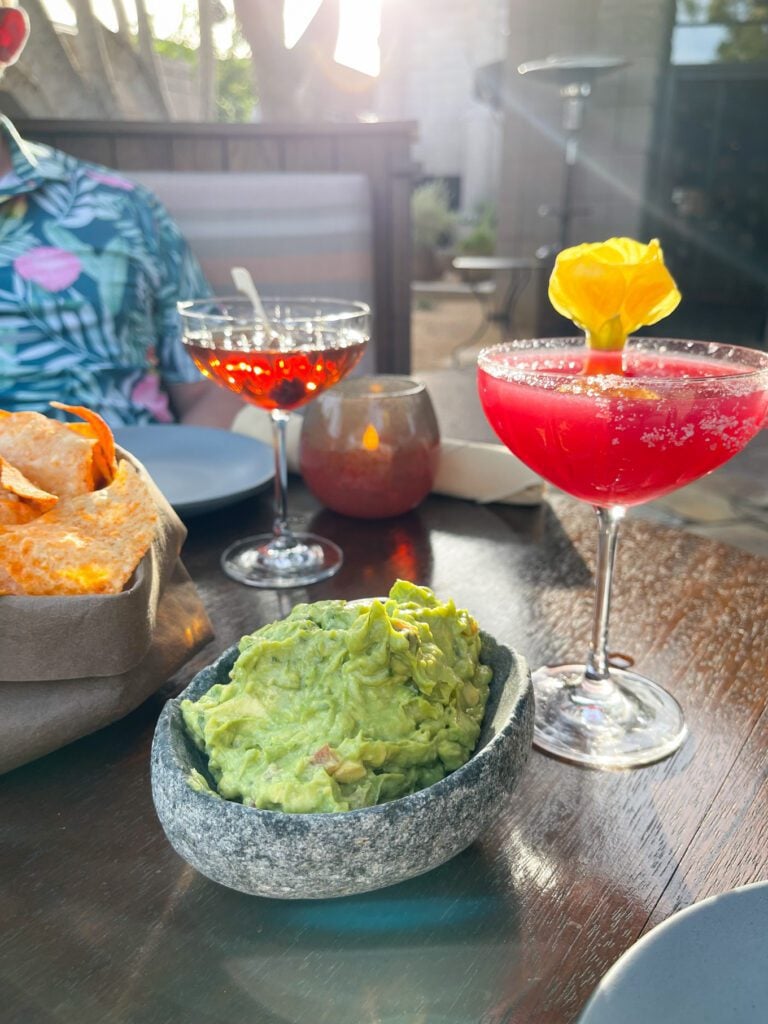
[
  {"left": 178, "top": 297, "right": 370, "bottom": 588},
  {"left": 477, "top": 240, "right": 768, "bottom": 768}
]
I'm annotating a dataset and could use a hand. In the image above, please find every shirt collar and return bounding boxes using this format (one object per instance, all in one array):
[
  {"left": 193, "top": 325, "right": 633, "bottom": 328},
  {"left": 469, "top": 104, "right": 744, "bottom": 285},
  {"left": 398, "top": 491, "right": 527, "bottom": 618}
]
[{"left": 0, "top": 115, "right": 70, "bottom": 197}]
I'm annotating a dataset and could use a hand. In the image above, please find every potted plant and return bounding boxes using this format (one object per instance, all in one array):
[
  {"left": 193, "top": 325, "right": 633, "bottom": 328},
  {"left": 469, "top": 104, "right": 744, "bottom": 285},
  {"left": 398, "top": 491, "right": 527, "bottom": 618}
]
[
  {"left": 411, "top": 181, "right": 456, "bottom": 281},
  {"left": 455, "top": 203, "right": 497, "bottom": 282}
]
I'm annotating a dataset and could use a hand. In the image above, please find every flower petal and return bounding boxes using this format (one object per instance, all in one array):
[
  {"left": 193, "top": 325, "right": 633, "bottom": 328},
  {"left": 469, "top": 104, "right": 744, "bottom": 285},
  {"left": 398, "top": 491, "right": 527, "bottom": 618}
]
[
  {"left": 549, "top": 252, "right": 627, "bottom": 337},
  {"left": 620, "top": 260, "right": 681, "bottom": 334},
  {"left": 547, "top": 237, "right": 680, "bottom": 352},
  {"left": 13, "top": 247, "right": 82, "bottom": 292}
]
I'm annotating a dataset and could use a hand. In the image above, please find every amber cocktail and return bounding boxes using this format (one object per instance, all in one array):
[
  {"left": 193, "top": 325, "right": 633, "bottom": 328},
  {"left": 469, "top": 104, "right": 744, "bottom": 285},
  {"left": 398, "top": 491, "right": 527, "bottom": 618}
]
[{"left": 178, "top": 297, "right": 370, "bottom": 588}]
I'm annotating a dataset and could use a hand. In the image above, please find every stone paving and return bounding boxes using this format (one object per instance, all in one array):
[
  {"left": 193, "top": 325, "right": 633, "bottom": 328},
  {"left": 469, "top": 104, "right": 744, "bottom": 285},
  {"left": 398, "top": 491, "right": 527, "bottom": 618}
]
[
  {"left": 629, "top": 461, "right": 768, "bottom": 559},
  {"left": 411, "top": 285, "right": 506, "bottom": 373}
]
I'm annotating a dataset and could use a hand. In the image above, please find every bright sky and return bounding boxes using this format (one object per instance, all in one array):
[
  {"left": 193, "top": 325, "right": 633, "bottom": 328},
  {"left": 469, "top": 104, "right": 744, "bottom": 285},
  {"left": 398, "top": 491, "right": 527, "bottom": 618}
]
[
  {"left": 41, "top": 0, "right": 382, "bottom": 75},
  {"left": 41, "top": 0, "right": 238, "bottom": 53},
  {"left": 284, "top": 0, "right": 381, "bottom": 76}
]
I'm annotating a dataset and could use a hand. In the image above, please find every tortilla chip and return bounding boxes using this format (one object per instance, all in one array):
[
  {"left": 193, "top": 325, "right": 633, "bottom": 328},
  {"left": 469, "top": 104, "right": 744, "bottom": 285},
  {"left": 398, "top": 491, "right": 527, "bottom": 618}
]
[
  {"left": 0, "top": 501, "right": 37, "bottom": 525},
  {"left": 0, "top": 411, "right": 96, "bottom": 497},
  {"left": 0, "top": 457, "right": 58, "bottom": 525},
  {"left": 0, "top": 460, "right": 158, "bottom": 596},
  {"left": 50, "top": 401, "right": 117, "bottom": 486}
]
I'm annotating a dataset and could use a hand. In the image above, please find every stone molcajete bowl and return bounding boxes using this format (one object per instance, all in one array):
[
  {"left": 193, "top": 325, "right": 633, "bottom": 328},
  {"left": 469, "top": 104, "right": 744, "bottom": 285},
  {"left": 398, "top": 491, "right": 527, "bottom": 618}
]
[{"left": 151, "top": 631, "right": 533, "bottom": 900}]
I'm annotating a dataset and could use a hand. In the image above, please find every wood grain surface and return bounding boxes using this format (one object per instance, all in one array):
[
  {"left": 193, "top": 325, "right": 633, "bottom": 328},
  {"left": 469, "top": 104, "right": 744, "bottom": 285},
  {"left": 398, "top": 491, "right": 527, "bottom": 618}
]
[{"left": 2, "top": 370, "right": 767, "bottom": 1024}]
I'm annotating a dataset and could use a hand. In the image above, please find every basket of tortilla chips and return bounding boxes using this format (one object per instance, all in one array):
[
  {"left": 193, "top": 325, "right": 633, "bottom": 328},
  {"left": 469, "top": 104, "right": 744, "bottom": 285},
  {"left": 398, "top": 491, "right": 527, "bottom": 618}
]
[{"left": 0, "top": 403, "right": 214, "bottom": 773}]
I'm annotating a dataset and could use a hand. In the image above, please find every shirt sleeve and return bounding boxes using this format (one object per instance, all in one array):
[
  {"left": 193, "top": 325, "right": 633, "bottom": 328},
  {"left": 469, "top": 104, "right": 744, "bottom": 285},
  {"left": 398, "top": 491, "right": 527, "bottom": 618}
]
[{"left": 142, "top": 189, "right": 212, "bottom": 385}]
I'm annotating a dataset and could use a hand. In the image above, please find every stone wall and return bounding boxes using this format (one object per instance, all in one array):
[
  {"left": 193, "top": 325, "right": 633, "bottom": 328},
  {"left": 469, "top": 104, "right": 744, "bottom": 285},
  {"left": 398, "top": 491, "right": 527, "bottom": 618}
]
[
  {"left": 375, "top": 0, "right": 509, "bottom": 216},
  {"left": 497, "top": 0, "right": 674, "bottom": 260}
]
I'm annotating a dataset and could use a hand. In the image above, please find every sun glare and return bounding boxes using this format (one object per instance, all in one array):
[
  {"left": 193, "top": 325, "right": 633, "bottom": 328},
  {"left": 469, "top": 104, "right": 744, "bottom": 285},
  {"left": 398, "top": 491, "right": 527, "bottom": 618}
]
[
  {"left": 335, "top": 0, "right": 381, "bottom": 77},
  {"left": 41, "top": 0, "right": 382, "bottom": 79},
  {"left": 283, "top": 0, "right": 324, "bottom": 49},
  {"left": 284, "top": 0, "right": 381, "bottom": 77},
  {"left": 40, "top": 0, "right": 75, "bottom": 27},
  {"left": 41, "top": 0, "right": 181, "bottom": 37}
]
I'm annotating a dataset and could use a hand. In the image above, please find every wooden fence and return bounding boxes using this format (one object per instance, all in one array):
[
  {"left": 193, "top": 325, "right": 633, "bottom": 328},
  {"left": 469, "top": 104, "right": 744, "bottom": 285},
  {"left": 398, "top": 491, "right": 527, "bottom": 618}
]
[{"left": 16, "top": 119, "right": 419, "bottom": 374}]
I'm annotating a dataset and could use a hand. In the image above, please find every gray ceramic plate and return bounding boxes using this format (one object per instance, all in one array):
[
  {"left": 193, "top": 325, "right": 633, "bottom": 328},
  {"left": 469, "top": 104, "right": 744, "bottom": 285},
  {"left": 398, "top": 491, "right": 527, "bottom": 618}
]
[
  {"left": 578, "top": 881, "right": 768, "bottom": 1024},
  {"left": 114, "top": 425, "right": 273, "bottom": 516}
]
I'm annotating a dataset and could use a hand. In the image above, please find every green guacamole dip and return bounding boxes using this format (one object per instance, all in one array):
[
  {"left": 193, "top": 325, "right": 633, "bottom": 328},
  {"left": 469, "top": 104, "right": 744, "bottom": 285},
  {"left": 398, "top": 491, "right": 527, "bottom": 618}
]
[{"left": 181, "top": 580, "right": 493, "bottom": 813}]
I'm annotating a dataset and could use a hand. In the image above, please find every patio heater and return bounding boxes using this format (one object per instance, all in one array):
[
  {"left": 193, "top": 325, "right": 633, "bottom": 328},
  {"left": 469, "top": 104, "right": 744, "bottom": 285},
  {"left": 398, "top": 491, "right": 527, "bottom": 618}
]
[{"left": 518, "top": 55, "right": 628, "bottom": 253}]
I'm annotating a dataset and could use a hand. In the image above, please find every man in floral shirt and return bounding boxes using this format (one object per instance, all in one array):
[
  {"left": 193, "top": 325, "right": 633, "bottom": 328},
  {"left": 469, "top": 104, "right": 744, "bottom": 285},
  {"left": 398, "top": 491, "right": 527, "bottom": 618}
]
[{"left": 0, "top": 2, "right": 241, "bottom": 427}]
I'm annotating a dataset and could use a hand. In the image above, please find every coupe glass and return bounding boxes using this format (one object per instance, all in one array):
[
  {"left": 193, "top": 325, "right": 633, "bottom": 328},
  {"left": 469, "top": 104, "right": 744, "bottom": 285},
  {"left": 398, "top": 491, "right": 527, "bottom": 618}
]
[
  {"left": 178, "top": 296, "right": 370, "bottom": 588},
  {"left": 478, "top": 337, "right": 768, "bottom": 768}
]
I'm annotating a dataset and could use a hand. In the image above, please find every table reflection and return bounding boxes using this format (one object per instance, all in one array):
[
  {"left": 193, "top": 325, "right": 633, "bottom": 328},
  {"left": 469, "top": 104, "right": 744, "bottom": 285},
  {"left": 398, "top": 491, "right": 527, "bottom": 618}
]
[
  {"left": 309, "top": 508, "right": 434, "bottom": 596},
  {"left": 128, "top": 846, "right": 522, "bottom": 1024}
]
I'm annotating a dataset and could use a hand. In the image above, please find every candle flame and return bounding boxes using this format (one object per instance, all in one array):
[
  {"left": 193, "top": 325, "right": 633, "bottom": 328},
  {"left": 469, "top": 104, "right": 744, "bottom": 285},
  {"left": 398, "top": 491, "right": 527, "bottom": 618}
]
[{"left": 362, "top": 423, "right": 379, "bottom": 451}]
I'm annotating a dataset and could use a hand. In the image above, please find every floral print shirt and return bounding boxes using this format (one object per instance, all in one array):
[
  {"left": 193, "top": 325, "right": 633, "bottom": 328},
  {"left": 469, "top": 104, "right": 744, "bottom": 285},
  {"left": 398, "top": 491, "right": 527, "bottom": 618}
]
[{"left": 0, "top": 117, "right": 209, "bottom": 426}]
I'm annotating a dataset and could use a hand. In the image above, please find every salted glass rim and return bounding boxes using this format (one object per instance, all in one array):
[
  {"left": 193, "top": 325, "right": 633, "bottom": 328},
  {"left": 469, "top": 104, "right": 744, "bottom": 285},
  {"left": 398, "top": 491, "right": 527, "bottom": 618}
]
[
  {"left": 177, "top": 295, "right": 371, "bottom": 326},
  {"left": 477, "top": 336, "right": 768, "bottom": 385}
]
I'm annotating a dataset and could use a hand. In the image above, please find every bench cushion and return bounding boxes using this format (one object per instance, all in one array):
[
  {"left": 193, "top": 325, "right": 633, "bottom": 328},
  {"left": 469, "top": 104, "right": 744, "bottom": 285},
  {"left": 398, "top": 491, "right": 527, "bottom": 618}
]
[{"left": 131, "top": 171, "right": 375, "bottom": 370}]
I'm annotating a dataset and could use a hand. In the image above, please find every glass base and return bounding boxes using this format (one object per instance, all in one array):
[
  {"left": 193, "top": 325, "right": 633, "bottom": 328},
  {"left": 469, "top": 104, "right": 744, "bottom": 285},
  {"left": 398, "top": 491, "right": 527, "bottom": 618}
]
[
  {"left": 221, "top": 533, "right": 343, "bottom": 589},
  {"left": 532, "top": 663, "right": 688, "bottom": 769}
]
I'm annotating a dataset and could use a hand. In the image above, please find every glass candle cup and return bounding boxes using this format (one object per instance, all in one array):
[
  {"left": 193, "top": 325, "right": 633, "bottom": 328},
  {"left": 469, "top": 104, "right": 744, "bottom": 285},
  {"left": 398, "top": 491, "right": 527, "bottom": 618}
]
[{"left": 299, "top": 375, "right": 440, "bottom": 519}]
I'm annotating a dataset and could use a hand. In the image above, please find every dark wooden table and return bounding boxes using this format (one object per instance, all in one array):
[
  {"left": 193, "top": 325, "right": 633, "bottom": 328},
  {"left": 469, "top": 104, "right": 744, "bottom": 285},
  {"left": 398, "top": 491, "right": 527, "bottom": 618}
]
[{"left": 2, "top": 373, "right": 768, "bottom": 1024}]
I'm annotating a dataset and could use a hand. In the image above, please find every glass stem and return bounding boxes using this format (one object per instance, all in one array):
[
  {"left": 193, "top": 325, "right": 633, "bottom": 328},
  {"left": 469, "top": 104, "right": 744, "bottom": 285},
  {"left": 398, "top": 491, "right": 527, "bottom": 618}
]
[
  {"left": 584, "top": 505, "right": 626, "bottom": 695},
  {"left": 270, "top": 410, "right": 295, "bottom": 548}
]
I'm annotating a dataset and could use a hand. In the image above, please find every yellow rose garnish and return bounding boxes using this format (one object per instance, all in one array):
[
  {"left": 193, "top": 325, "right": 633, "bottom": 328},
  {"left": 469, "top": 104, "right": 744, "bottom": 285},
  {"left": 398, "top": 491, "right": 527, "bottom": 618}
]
[{"left": 548, "top": 237, "right": 681, "bottom": 352}]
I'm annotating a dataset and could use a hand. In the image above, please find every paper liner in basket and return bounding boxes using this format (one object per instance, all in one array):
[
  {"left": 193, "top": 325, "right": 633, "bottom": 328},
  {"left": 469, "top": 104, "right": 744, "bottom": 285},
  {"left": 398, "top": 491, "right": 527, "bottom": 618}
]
[{"left": 0, "top": 446, "right": 214, "bottom": 775}]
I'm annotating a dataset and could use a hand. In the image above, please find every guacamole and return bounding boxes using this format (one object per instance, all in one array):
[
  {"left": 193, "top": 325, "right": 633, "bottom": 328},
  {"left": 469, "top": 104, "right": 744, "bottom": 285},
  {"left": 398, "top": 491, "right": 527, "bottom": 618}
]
[{"left": 181, "top": 580, "right": 492, "bottom": 813}]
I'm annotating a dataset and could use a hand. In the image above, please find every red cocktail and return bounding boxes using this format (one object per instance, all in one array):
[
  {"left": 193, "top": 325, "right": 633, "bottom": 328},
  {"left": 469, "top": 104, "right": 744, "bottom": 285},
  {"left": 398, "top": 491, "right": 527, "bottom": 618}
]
[
  {"left": 479, "top": 344, "right": 768, "bottom": 506},
  {"left": 478, "top": 337, "right": 768, "bottom": 767},
  {"left": 179, "top": 297, "right": 370, "bottom": 588}
]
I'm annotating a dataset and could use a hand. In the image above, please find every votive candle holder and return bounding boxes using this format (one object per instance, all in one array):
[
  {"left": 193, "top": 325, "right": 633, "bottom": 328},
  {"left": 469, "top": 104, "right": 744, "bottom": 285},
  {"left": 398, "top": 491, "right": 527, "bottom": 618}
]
[{"left": 299, "top": 375, "right": 440, "bottom": 519}]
